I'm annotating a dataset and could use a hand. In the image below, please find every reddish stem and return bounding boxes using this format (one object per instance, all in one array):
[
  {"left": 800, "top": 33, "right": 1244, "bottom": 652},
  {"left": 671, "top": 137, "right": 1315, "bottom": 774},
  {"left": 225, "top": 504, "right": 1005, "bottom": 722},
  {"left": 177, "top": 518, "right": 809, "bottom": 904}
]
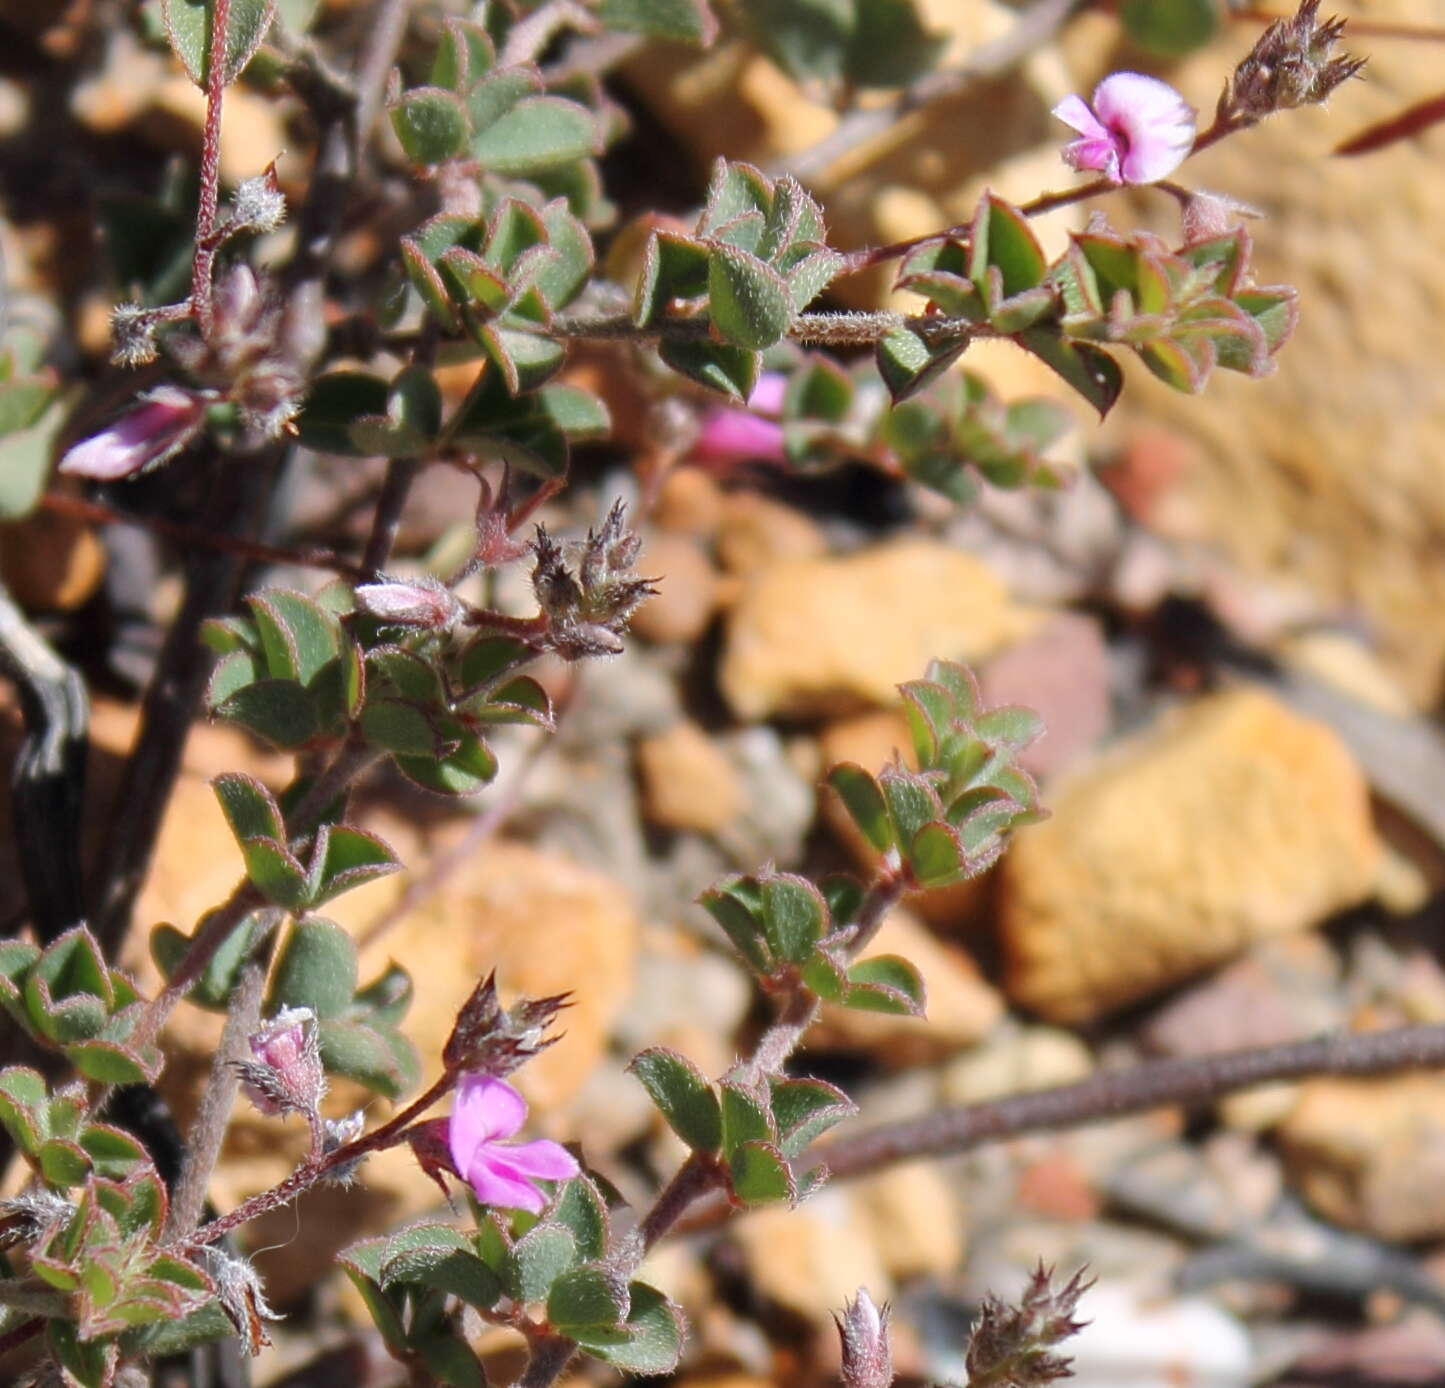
[{"left": 191, "top": 0, "right": 231, "bottom": 333}]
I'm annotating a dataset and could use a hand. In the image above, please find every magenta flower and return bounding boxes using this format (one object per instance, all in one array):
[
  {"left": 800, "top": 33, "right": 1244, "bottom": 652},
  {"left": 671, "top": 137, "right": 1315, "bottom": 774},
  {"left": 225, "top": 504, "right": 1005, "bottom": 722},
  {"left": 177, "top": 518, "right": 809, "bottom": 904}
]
[
  {"left": 447, "top": 1074, "right": 578, "bottom": 1213},
  {"left": 58, "top": 385, "right": 209, "bottom": 481},
  {"left": 1053, "top": 72, "right": 1196, "bottom": 186},
  {"left": 691, "top": 372, "right": 787, "bottom": 467}
]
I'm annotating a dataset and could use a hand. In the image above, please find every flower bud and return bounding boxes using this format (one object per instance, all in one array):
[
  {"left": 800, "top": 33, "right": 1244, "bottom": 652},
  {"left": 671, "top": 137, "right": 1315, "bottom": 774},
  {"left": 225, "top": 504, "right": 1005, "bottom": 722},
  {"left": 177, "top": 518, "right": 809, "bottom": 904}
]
[
  {"left": 836, "top": 1289, "right": 893, "bottom": 1388},
  {"left": 58, "top": 385, "right": 209, "bottom": 481},
  {"left": 235, "top": 1006, "right": 326, "bottom": 1120},
  {"left": 356, "top": 577, "right": 462, "bottom": 628}
]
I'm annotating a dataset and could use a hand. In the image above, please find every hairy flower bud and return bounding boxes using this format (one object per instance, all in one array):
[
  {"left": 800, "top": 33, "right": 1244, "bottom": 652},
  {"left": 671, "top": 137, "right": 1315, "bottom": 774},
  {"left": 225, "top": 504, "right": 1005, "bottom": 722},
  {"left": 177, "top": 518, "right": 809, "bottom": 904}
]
[
  {"left": 965, "top": 1264, "right": 1092, "bottom": 1388},
  {"left": 58, "top": 385, "right": 209, "bottom": 480},
  {"left": 1221, "top": 0, "right": 1364, "bottom": 123},
  {"left": 356, "top": 577, "right": 462, "bottom": 628},
  {"left": 444, "top": 971, "right": 571, "bottom": 1077},
  {"left": 836, "top": 1288, "right": 893, "bottom": 1388},
  {"left": 235, "top": 1006, "right": 326, "bottom": 1120},
  {"left": 229, "top": 166, "right": 287, "bottom": 235}
]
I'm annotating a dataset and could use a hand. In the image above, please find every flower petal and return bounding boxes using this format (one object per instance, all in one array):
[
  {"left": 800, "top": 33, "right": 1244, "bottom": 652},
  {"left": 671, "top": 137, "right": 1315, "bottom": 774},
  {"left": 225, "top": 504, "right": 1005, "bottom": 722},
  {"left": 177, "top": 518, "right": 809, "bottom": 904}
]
[
  {"left": 58, "top": 386, "right": 207, "bottom": 481},
  {"left": 1091, "top": 71, "right": 1196, "bottom": 186},
  {"left": 465, "top": 1152, "right": 548, "bottom": 1213},
  {"left": 497, "top": 1138, "right": 580, "bottom": 1182},
  {"left": 1051, "top": 94, "right": 1108, "bottom": 141},
  {"left": 449, "top": 1074, "right": 529, "bottom": 1175}
]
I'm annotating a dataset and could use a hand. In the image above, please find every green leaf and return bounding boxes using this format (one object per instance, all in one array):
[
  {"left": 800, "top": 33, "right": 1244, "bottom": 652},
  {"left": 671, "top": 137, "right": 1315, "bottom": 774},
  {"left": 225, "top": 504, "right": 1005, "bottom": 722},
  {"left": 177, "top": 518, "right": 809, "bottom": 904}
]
[
  {"left": 699, "top": 877, "right": 770, "bottom": 973},
  {"left": 728, "top": 1140, "right": 795, "bottom": 1205},
  {"left": 759, "top": 874, "right": 826, "bottom": 964},
  {"left": 596, "top": 0, "right": 717, "bottom": 42},
  {"left": 1017, "top": 330, "right": 1123, "bottom": 418},
  {"left": 212, "top": 773, "right": 284, "bottom": 853},
  {"left": 381, "top": 1238, "right": 502, "bottom": 1310},
  {"left": 214, "top": 679, "right": 322, "bottom": 750},
  {"left": 505, "top": 1222, "right": 577, "bottom": 1303},
  {"left": 700, "top": 158, "right": 773, "bottom": 235},
  {"left": 826, "top": 763, "right": 895, "bottom": 854},
  {"left": 551, "top": 1176, "right": 609, "bottom": 1261},
  {"left": 306, "top": 825, "right": 402, "bottom": 907},
  {"left": 317, "top": 1017, "right": 419, "bottom": 1098},
  {"left": 845, "top": 954, "right": 926, "bottom": 1014},
  {"left": 0, "top": 1066, "right": 49, "bottom": 1152},
  {"left": 707, "top": 243, "right": 794, "bottom": 350},
  {"left": 67, "top": 1037, "right": 160, "bottom": 1085},
  {"left": 879, "top": 768, "right": 941, "bottom": 848},
  {"left": 876, "top": 325, "right": 968, "bottom": 403},
  {"left": 1121, "top": 0, "right": 1219, "bottom": 54},
  {"left": 268, "top": 918, "right": 358, "bottom": 1019},
  {"left": 734, "top": 0, "right": 851, "bottom": 84},
  {"left": 162, "top": 0, "right": 276, "bottom": 87},
  {"left": 587, "top": 1281, "right": 685, "bottom": 1374},
  {"left": 634, "top": 230, "right": 711, "bottom": 327},
  {"left": 908, "top": 820, "right": 966, "bottom": 886},
  {"left": 414, "top": 1332, "right": 488, "bottom": 1388},
  {"left": 390, "top": 87, "right": 470, "bottom": 165},
  {"left": 628, "top": 1048, "right": 722, "bottom": 1152},
  {"left": 38, "top": 1136, "right": 92, "bottom": 1187},
  {"left": 395, "top": 733, "right": 499, "bottom": 795},
  {"left": 844, "top": 0, "right": 946, "bottom": 88},
  {"left": 769, "top": 1076, "right": 855, "bottom": 1157},
  {"left": 235, "top": 836, "right": 310, "bottom": 911},
  {"left": 658, "top": 339, "right": 760, "bottom": 401},
  {"left": 475, "top": 323, "right": 566, "bottom": 395},
  {"left": 718, "top": 1081, "right": 773, "bottom": 1157},
  {"left": 970, "top": 194, "right": 1048, "bottom": 299},
  {"left": 472, "top": 97, "right": 599, "bottom": 174},
  {"left": 78, "top": 1124, "right": 147, "bottom": 1178},
  {"left": 0, "top": 398, "right": 63, "bottom": 520},
  {"left": 549, "top": 1265, "right": 629, "bottom": 1334}
]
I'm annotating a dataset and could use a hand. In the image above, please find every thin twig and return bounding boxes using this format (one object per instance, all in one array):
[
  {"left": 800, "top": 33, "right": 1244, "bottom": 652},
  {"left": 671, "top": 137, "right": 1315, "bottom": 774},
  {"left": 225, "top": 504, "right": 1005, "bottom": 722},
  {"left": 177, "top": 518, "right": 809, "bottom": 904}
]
[
  {"left": 772, "top": 0, "right": 1083, "bottom": 183},
  {"left": 353, "top": 0, "right": 413, "bottom": 154},
  {"left": 191, "top": 0, "right": 231, "bottom": 333},
  {"left": 39, "top": 491, "right": 368, "bottom": 581},
  {"left": 180, "top": 1070, "right": 454, "bottom": 1251},
  {"left": 167, "top": 953, "right": 269, "bottom": 1238},
  {"left": 816, "top": 1024, "right": 1445, "bottom": 1181}
]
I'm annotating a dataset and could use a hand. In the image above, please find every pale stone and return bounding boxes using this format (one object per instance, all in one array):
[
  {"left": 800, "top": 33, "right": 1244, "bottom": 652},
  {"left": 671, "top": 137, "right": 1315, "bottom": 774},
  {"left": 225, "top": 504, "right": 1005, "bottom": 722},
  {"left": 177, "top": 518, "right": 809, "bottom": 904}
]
[
  {"left": 637, "top": 719, "right": 746, "bottom": 834},
  {"left": 631, "top": 533, "right": 722, "bottom": 646},
  {"left": 1000, "top": 688, "right": 1381, "bottom": 1022},
  {"left": 730, "top": 1189, "right": 891, "bottom": 1325},
  {"left": 720, "top": 540, "right": 1039, "bottom": 720},
  {"left": 1279, "top": 1074, "right": 1445, "bottom": 1243},
  {"left": 940, "top": 1022, "right": 1094, "bottom": 1107},
  {"left": 811, "top": 908, "right": 1003, "bottom": 1062},
  {"left": 715, "top": 491, "right": 827, "bottom": 577},
  {"left": 851, "top": 1160, "right": 965, "bottom": 1280}
]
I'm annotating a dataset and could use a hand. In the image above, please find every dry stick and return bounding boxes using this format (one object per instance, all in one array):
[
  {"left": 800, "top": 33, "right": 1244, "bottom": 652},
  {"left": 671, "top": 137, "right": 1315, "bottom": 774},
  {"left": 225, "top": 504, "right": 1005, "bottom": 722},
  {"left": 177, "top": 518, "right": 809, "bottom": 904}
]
[
  {"left": 771, "top": 0, "right": 1084, "bottom": 183},
  {"left": 353, "top": 0, "right": 414, "bottom": 158},
  {"left": 166, "top": 953, "right": 269, "bottom": 1238},
  {"left": 817, "top": 1023, "right": 1445, "bottom": 1181}
]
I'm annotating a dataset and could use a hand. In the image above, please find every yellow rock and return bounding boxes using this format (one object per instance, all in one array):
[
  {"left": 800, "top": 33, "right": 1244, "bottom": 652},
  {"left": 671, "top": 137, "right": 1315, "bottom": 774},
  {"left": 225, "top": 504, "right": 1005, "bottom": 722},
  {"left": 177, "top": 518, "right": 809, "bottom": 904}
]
[
  {"left": 631, "top": 533, "right": 722, "bottom": 646},
  {"left": 715, "top": 491, "right": 827, "bottom": 577},
  {"left": 1000, "top": 688, "right": 1380, "bottom": 1022},
  {"left": 637, "top": 719, "right": 746, "bottom": 833},
  {"left": 720, "top": 540, "right": 1038, "bottom": 720}
]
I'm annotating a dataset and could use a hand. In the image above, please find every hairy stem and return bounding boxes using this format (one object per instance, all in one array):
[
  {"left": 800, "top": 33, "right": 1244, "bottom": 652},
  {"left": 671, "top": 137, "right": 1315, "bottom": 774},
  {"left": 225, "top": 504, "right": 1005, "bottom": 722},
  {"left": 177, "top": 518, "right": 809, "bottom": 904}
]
[
  {"left": 816, "top": 1023, "right": 1445, "bottom": 1181},
  {"left": 181, "top": 1070, "right": 455, "bottom": 1251},
  {"left": 191, "top": 0, "right": 231, "bottom": 332},
  {"left": 515, "top": 1334, "right": 577, "bottom": 1388},
  {"left": 166, "top": 954, "right": 269, "bottom": 1238}
]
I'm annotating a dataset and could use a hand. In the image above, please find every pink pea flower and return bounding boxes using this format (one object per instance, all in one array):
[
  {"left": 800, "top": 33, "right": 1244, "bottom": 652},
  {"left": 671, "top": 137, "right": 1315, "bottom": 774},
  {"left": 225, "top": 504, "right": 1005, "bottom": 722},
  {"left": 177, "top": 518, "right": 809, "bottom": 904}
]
[
  {"left": 1053, "top": 72, "right": 1197, "bottom": 186},
  {"left": 58, "top": 384, "right": 209, "bottom": 480},
  {"left": 447, "top": 1073, "right": 579, "bottom": 1213},
  {"left": 691, "top": 372, "right": 787, "bottom": 467}
]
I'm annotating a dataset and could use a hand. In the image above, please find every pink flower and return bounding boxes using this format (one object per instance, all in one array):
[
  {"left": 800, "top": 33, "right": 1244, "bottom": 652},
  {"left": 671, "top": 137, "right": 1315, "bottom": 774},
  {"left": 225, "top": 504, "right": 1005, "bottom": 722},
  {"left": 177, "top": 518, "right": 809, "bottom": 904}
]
[
  {"left": 691, "top": 372, "right": 787, "bottom": 467},
  {"left": 447, "top": 1074, "right": 578, "bottom": 1213},
  {"left": 1053, "top": 72, "right": 1196, "bottom": 186},
  {"left": 58, "top": 385, "right": 209, "bottom": 480}
]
